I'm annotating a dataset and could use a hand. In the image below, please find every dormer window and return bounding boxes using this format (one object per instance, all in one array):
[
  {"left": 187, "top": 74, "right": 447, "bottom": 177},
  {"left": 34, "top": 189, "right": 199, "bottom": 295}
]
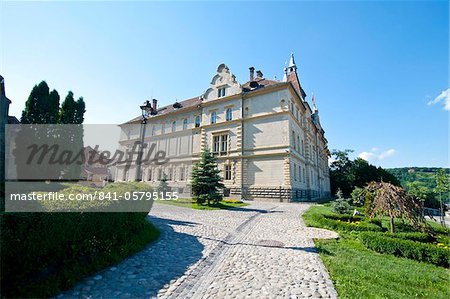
[{"left": 218, "top": 87, "right": 226, "bottom": 98}]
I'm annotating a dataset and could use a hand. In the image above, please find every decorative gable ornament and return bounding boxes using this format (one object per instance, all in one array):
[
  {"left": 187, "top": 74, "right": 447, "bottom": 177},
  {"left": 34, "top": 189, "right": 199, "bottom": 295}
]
[{"left": 203, "top": 63, "right": 242, "bottom": 101}]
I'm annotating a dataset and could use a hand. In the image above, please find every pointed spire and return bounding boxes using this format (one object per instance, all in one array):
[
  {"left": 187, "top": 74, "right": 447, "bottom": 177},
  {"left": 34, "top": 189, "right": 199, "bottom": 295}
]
[
  {"left": 282, "top": 60, "right": 288, "bottom": 82},
  {"left": 288, "top": 52, "right": 297, "bottom": 72},
  {"left": 311, "top": 92, "right": 318, "bottom": 111}
]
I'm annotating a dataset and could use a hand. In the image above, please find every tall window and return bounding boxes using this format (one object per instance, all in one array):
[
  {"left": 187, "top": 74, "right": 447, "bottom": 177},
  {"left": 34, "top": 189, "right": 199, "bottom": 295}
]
[
  {"left": 303, "top": 168, "right": 306, "bottom": 183},
  {"left": 294, "top": 163, "right": 297, "bottom": 181},
  {"left": 172, "top": 121, "right": 176, "bottom": 132},
  {"left": 195, "top": 115, "right": 201, "bottom": 127},
  {"left": 301, "top": 140, "right": 304, "bottom": 155},
  {"left": 211, "top": 111, "right": 217, "bottom": 124},
  {"left": 298, "top": 165, "right": 301, "bottom": 182},
  {"left": 226, "top": 108, "right": 232, "bottom": 121},
  {"left": 224, "top": 165, "right": 232, "bottom": 180},
  {"left": 152, "top": 126, "right": 156, "bottom": 136},
  {"left": 161, "top": 123, "right": 165, "bottom": 134},
  {"left": 218, "top": 87, "right": 226, "bottom": 98},
  {"left": 297, "top": 136, "right": 300, "bottom": 152},
  {"left": 183, "top": 118, "right": 188, "bottom": 130},
  {"left": 292, "top": 131, "right": 296, "bottom": 149},
  {"left": 158, "top": 169, "right": 162, "bottom": 181},
  {"left": 180, "top": 166, "right": 185, "bottom": 181},
  {"left": 213, "top": 134, "right": 228, "bottom": 155},
  {"left": 147, "top": 169, "right": 152, "bottom": 181}
]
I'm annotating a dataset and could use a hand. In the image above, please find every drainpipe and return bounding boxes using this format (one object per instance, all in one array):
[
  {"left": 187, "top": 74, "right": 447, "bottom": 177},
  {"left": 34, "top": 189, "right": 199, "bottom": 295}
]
[{"left": 241, "top": 92, "right": 246, "bottom": 200}]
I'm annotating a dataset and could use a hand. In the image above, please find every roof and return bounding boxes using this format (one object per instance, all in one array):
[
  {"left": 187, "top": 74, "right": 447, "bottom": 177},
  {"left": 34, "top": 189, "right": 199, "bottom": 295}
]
[
  {"left": 7, "top": 116, "right": 19, "bottom": 124},
  {"left": 125, "top": 96, "right": 203, "bottom": 124},
  {"left": 124, "top": 76, "right": 297, "bottom": 124}
]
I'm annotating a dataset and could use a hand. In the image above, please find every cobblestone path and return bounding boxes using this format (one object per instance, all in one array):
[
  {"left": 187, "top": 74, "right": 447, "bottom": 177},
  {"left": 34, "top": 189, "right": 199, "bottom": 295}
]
[{"left": 59, "top": 202, "right": 338, "bottom": 299}]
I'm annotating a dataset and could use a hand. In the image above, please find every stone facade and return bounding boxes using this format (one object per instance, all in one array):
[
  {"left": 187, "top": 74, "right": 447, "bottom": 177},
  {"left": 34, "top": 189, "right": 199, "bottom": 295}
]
[{"left": 115, "top": 54, "right": 331, "bottom": 202}]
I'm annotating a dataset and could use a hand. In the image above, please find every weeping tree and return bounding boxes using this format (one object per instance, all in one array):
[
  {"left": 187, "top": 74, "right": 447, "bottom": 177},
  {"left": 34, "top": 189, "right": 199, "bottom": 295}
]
[{"left": 365, "top": 181, "right": 425, "bottom": 234}]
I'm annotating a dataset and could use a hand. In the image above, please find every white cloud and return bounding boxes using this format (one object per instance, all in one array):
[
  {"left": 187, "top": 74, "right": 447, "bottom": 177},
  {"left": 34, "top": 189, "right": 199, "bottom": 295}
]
[
  {"left": 358, "top": 148, "right": 396, "bottom": 163},
  {"left": 428, "top": 89, "right": 450, "bottom": 111}
]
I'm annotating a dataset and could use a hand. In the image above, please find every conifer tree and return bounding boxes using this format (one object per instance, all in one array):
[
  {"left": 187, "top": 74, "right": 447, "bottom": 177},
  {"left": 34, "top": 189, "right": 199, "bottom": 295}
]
[
  {"left": 157, "top": 174, "right": 170, "bottom": 198},
  {"left": 191, "top": 147, "right": 224, "bottom": 205}
]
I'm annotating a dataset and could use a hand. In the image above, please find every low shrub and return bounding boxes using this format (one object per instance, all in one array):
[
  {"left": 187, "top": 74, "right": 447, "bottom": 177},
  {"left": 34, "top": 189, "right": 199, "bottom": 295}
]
[
  {"left": 360, "top": 232, "right": 450, "bottom": 268},
  {"left": 331, "top": 198, "right": 352, "bottom": 214},
  {"left": 310, "top": 213, "right": 384, "bottom": 232},
  {"left": 1, "top": 182, "right": 159, "bottom": 298},
  {"left": 324, "top": 214, "right": 364, "bottom": 222},
  {"left": 222, "top": 199, "right": 243, "bottom": 204}
]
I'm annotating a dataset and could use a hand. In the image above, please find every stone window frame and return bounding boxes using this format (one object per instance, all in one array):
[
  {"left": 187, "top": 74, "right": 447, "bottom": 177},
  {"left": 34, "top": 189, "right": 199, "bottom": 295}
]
[
  {"left": 224, "top": 164, "right": 232, "bottom": 181},
  {"left": 183, "top": 118, "right": 188, "bottom": 130},
  {"left": 211, "top": 111, "right": 217, "bottom": 124},
  {"left": 195, "top": 115, "right": 201, "bottom": 127},
  {"left": 225, "top": 108, "right": 232, "bottom": 121},
  {"left": 212, "top": 131, "right": 229, "bottom": 156},
  {"left": 172, "top": 121, "right": 176, "bottom": 133}
]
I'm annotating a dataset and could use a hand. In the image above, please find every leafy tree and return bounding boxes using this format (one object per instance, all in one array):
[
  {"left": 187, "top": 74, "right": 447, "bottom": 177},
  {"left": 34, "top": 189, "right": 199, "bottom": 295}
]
[
  {"left": 330, "top": 149, "right": 400, "bottom": 197},
  {"left": 191, "top": 148, "right": 224, "bottom": 205},
  {"left": 434, "top": 169, "right": 449, "bottom": 227},
  {"left": 365, "top": 182, "right": 425, "bottom": 234},
  {"left": 330, "top": 149, "right": 355, "bottom": 196},
  {"left": 351, "top": 187, "right": 366, "bottom": 207}
]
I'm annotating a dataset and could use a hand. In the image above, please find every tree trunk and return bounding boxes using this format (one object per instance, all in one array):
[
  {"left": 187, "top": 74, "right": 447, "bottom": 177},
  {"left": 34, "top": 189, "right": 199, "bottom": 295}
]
[
  {"left": 439, "top": 193, "right": 446, "bottom": 228},
  {"left": 389, "top": 209, "right": 395, "bottom": 234},
  {"left": 389, "top": 216, "right": 395, "bottom": 234}
]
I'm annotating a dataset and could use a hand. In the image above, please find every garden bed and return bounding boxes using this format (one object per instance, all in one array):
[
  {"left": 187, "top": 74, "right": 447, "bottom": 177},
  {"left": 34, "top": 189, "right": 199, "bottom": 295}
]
[{"left": 303, "top": 204, "right": 450, "bottom": 298}]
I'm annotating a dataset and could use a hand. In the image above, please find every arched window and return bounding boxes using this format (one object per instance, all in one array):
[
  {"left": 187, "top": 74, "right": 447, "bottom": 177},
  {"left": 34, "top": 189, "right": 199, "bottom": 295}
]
[
  {"left": 195, "top": 116, "right": 201, "bottom": 127},
  {"left": 183, "top": 118, "right": 188, "bottom": 130},
  {"left": 172, "top": 121, "right": 176, "bottom": 132},
  {"left": 211, "top": 111, "right": 217, "bottom": 124},
  {"left": 226, "top": 108, "right": 232, "bottom": 121}
]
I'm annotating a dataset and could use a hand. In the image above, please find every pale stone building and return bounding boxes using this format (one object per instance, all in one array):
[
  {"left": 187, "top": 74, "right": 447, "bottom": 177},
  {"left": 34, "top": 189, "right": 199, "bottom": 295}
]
[{"left": 116, "top": 54, "right": 331, "bottom": 202}]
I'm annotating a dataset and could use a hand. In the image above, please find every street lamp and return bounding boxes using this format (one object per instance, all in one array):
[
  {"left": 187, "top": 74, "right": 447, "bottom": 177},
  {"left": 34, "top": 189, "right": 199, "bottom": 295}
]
[{"left": 135, "top": 100, "right": 153, "bottom": 181}]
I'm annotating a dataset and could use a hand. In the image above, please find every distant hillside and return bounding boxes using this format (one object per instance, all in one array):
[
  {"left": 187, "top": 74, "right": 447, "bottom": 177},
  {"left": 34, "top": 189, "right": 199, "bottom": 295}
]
[{"left": 387, "top": 167, "right": 449, "bottom": 190}]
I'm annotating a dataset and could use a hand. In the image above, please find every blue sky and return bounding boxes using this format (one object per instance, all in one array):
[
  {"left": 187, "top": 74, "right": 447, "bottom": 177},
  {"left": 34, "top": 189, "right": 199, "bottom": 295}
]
[{"left": 1, "top": 1, "right": 448, "bottom": 168}]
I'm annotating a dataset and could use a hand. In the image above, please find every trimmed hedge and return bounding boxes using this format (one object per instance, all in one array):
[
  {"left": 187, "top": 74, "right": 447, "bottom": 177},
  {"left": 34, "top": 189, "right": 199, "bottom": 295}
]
[
  {"left": 1, "top": 182, "right": 159, "bottom": 298},
  {"left": 360, "top": 232, "right": 450, "bottom": 268},
  {"left": 310, "top": 213, "right": 384, "bottom": 232}
]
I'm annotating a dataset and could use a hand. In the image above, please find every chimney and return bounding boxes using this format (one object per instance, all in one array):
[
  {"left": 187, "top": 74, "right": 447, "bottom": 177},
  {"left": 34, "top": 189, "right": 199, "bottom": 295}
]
[
  {"left": 256, "top": 70, "right": 263, "bottom": 79},
  {"left": 249, "top": 67, "right": 255, "bottom": 81},
  {"left": 152, "top": 99, "right": 157, "bottom": 111}
]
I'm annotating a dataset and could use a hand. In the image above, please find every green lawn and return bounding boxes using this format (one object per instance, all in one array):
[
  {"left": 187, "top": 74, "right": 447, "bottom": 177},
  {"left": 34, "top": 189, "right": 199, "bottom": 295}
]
[
  {"left": 155, "top": 197, "right": 249, "bottom": 210},
  {"left": 304, "top": 205, "right": 450, "bottom": 299}
]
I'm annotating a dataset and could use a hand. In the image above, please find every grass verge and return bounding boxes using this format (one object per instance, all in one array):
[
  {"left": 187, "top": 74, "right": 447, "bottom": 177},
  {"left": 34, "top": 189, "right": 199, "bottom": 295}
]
[{"left": 155, "top": 197, "right": 249, "bottom": 210}]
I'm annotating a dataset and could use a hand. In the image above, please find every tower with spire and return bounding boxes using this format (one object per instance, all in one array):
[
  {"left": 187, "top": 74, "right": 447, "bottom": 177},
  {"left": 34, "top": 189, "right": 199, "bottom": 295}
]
[{"left": 283, "top": 53, "right": 307, "bottom": 100}]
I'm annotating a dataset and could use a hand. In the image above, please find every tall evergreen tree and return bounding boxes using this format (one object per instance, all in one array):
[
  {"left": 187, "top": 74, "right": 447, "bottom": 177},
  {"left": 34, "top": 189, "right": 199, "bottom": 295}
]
[
  {"left": 191, "top": 148, "right": 225, "bottom": 205},
  {"left": 21, "top": 81, "right": 60, "bottom": 124},
  {"left": 59, "top": 91, "right": 86, "bottom": 179}
]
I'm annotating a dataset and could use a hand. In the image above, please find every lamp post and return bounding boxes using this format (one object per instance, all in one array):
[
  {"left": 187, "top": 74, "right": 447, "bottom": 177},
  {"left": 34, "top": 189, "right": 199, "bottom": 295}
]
[{"left": 135, "top": 100, "right": 152, "bottom": 181}]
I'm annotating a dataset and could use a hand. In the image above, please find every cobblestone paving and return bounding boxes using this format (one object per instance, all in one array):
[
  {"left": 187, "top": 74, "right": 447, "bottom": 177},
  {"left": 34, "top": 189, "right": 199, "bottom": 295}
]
[{"left": 59, "top": 202, "right": 338, "bottom": 299}]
